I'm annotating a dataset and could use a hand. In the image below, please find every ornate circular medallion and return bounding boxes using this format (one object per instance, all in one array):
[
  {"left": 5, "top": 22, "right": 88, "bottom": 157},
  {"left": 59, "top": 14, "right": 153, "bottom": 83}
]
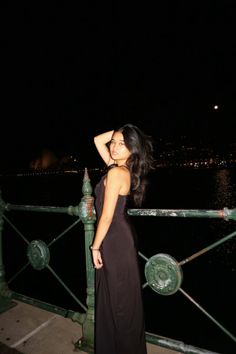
[
  {"left": 27, "top": 240, "right": 50, "bottom": 270},
  {"left": 145, "top": 253, "right": 183, "bottom": 295}
]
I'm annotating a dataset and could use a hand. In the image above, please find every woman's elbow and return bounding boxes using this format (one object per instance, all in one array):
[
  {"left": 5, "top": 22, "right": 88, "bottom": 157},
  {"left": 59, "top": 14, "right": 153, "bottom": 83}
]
[{"left": 100, "top": 215, "right": 113, "bottom": 225}]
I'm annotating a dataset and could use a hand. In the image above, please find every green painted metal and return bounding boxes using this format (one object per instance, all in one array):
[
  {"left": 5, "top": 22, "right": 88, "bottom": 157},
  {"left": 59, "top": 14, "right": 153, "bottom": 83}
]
[
  {"left": 179, "top": 229, "right": 236, "bottom": 266},
  {"left": 2, "top": 214, "right": 30, "bottom": 244},
  {"left": 0, "top": 189, "right": 16, "bottom": 312},
  {"left": 47, "top": 218, "right": 81, "bottom": 247},
  {"left": 46, "top": 264, "right": 87, "bottom": 311},
  {"left": 128, "top": 207, "right": 236, "bottom": 221},
  {"left": 8, "top": 262, "right": 30, "bottom": 285},
  {"left": 130, "top": 206, "right": 236, "bottom": 344},
  {"left": 27, "top": 240, "right": 50, "bottom": 270},
  {"left": 74, "top": 168, "right": 96, "bottom": 353},
  {"left": 145, "top": 253, "right": 183, "bottom": 295},
  {"left": 1, "top": 171, "right": 235, "bottom": 352},
  {"left": 145, "top": 332, "right": 219, "bottom": 354},
  {"left": 140, "top": 243, "right": 236, "bottom": 342},
  {"left": 5, "top": 204, "right": 73, "bottom": 214},
  {"left": 138, "top": 251, "right": 149, "bottom": 261},
  {"left": 179, "top": 288, "right": 236, "bottom": 343},
  {"left": 12, "top": 291, "right": 86, "bottom": 322},
  {"left": 127, "top": 206, "right": 236, "bottom": 344},
  {"left": 1, "top": 169, "right": 96, "bottom": 351},
  {"left": 3, "top": 204, "right": 86, "bottom": 311}
]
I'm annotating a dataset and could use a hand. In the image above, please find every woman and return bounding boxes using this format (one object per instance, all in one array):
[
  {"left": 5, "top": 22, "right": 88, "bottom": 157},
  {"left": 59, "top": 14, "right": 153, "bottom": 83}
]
[{"left": 91, "top": 123, "right": 154, "bottom": 354}]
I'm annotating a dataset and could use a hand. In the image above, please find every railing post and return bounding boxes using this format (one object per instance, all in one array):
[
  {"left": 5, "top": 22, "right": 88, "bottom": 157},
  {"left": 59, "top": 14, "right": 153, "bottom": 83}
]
[
  {"left": 75, "top": 169, "right": 96, "bottom": 353},
  {"left": 0, "top": 188, "right": 15, "bottom": 313}
]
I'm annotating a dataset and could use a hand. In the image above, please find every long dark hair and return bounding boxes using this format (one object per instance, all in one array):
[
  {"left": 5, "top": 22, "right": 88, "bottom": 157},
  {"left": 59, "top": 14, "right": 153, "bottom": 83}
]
[{"left": 118, "top": 123, "right": 155, "bottom": 207}]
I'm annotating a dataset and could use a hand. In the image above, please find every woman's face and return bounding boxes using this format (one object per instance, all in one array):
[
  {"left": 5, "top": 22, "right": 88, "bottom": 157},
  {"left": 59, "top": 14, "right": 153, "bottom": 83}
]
[{"left": 109, "top": 131, "right": 131, "bottom": 164}]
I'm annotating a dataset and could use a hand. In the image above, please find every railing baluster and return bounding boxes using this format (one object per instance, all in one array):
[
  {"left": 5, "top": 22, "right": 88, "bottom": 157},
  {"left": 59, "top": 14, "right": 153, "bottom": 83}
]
[{"left": 0, "top": 189, "right": 15, "bottom": 312}]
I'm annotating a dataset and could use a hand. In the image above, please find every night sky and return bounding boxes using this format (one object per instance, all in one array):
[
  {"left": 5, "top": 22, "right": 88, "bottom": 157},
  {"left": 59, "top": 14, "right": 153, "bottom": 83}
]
[{"left": 1, "top": 2, "right": 236, "bottom": 170}]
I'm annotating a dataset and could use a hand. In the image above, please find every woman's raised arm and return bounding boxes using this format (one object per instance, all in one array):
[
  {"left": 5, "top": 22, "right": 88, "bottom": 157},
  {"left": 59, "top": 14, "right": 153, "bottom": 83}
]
[{"left": 94, "top": 130, "right": 114, "bottom": 165}]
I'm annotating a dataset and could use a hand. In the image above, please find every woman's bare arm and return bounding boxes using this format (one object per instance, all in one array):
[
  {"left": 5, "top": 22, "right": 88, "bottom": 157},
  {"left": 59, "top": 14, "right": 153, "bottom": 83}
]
[
  {"left": 91, "top": 167, "right": 125, "bottom": 268},
  {"left": 94, "top": 130, "right": 114, "bottom": 165}
]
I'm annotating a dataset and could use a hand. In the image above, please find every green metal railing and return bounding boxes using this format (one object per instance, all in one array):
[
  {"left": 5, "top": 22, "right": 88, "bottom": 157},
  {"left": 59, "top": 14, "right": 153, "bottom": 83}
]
[
  {"left": 0, "top": 168, "right": 96, "bottom": 353},
  {"left": 128, "top": 208, "right": 236, "bottom": 349},
  {"left": 1, "top": 170, "right": 235, "bottom": 354}
]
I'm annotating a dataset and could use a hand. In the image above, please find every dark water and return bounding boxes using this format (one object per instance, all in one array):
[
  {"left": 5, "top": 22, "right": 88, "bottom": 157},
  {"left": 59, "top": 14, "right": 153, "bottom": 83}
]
[
  {"left": 140, "top": 168, "right": 236, "bottom": 354},
  {"left": 1, "top": 168, "right": 236, "bottom": 354}
]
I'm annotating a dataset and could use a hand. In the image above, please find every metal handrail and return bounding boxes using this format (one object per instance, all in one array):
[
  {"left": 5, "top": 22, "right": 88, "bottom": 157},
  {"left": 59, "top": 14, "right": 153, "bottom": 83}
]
[
  {"left": 0, "top": 168, "right": 96, "bottom": 352},
  {"left": 128, "top": 207, "right": 236, "bottom": 345},
  {"left": 1, "top": 171, "right": 235, "bottom": 353}
]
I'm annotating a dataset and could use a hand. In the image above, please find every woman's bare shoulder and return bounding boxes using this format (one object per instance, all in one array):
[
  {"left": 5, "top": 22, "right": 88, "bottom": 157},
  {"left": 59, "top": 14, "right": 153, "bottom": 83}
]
[
  {"left": 107, "top": 165, "right": 129, "bottom": 178},
  {"left": 105, "top": 166, "right": 131, "bottom": 194}
]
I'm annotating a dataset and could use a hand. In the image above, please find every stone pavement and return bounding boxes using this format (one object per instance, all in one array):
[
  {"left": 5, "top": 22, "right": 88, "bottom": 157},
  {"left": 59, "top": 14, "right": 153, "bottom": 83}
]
[{"left": 0, "top": 300, "right": 180, "bottom": 354}]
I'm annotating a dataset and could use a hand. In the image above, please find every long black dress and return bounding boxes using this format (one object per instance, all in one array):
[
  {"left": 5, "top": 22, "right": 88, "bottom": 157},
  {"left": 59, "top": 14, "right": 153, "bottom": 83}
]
[{"left": 94, "top": 174, "right": 147, "bottom": 354}]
